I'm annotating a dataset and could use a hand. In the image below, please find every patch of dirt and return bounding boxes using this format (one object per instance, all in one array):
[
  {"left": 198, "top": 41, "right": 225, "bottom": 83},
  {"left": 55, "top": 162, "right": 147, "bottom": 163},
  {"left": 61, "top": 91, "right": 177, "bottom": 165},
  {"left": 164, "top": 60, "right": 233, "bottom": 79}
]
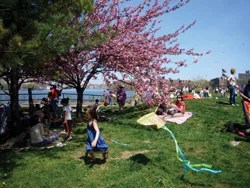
[
  {"left": 142, "top": 140, "right": 151, "bottom": 144},
  {"left": 193, "top": 147, "right": 204, "bottom": 155},
  {"left": 214, "top": 183, "right": 232, "bottom": 188}
]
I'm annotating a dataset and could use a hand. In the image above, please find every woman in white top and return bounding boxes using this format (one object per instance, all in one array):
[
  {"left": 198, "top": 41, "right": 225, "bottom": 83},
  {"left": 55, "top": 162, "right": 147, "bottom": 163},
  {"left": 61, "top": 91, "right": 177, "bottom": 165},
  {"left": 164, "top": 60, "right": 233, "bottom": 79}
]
[
  {"left": 30, "top": 115, "right": 53, "bottom": 147},
  {"left": 227, "top": 68, "right": 237, "bottom": 106}
]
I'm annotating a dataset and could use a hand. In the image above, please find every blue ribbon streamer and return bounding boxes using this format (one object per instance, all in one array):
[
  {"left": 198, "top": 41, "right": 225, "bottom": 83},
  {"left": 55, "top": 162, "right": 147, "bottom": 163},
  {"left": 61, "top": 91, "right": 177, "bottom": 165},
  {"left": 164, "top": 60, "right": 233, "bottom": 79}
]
[
  {"left": 110, "top": 139, "right": 128, "bottom": 146},
  {"left": 162, "top": 125, "right": 221, "bottom": 174}
]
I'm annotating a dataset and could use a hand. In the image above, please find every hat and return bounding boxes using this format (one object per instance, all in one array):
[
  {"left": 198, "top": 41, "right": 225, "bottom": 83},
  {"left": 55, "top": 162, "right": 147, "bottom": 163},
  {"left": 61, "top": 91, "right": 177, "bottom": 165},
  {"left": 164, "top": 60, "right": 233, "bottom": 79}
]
[{"left": 119, "top": 84, "right": 124, "bottom": 88}]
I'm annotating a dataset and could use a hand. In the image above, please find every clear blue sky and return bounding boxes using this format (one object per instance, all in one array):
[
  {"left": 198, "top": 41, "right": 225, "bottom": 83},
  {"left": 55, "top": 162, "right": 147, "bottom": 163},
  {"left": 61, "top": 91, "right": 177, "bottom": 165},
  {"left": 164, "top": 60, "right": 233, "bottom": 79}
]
[
  {"left": 158, "top": 0, "right": 250, "bottom": 80},
  {"left": 91, "top": 0, "right": 250, "bottom": 83}
]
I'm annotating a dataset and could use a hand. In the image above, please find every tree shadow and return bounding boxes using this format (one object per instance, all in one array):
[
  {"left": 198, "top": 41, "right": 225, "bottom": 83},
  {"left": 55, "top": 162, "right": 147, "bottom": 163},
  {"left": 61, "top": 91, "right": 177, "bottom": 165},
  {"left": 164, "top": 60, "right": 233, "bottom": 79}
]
[
  {"left": 0, "top": 150, "right": 22, "bottom": 182},
  {"left": 128, "top": 154, "right": 150, "bottom": 165}
]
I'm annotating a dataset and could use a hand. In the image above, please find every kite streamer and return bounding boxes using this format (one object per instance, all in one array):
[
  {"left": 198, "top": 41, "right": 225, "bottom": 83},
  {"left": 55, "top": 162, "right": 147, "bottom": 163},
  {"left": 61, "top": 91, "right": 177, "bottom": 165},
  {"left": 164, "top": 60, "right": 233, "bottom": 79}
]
[
  {"left": 110, "top": 139, "right": 128, "bottom": 146},
  {"left": 161, "top": 126, "right": 221, "bottom": 174},
  {"left": 105, "top": 137, "right": 128, "bottom": 146},
  {"left": 137, "top": 112, "right": 221, "bottom": 174}
]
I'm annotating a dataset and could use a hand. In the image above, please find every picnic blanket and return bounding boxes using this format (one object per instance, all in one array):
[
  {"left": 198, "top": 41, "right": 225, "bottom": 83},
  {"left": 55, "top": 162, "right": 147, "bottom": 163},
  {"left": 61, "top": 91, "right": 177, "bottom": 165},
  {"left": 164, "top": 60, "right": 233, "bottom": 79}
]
[
  {"left": 159, "top": 112, "right": 193, "bottom": 124},
  {"left": 137, "top": 112, "right": 221, "bottom": 174},
  {"left": 183, "top": 94, "right": 194, "bottom": 100}
]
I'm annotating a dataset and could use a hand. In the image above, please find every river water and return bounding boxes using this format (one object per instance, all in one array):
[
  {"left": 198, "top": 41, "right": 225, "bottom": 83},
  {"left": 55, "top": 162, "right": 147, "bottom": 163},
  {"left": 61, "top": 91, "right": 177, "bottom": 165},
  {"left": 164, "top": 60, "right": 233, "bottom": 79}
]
[{"left": 0, "top": 89, "right": 135, "bottom": 104}]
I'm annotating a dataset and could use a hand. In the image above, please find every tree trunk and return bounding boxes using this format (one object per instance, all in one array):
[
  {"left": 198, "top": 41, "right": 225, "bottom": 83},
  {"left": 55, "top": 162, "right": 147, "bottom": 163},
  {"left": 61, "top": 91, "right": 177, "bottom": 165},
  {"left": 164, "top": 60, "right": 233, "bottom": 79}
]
[
  {"left": 28, "top": 88, "right": 34, "bottom": 115},
  {"left": 9, "top": 69, "right": 21, "bottom": 131},
  {"left": 76, "top": 87, "right": 84, "bottom": 117}
]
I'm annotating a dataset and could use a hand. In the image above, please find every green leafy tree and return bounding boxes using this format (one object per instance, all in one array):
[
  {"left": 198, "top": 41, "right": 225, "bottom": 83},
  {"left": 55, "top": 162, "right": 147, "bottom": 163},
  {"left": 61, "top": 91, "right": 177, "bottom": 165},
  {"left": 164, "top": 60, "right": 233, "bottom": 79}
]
[{"left": 0, "top": 0, "right": 93, "bottom": 129}]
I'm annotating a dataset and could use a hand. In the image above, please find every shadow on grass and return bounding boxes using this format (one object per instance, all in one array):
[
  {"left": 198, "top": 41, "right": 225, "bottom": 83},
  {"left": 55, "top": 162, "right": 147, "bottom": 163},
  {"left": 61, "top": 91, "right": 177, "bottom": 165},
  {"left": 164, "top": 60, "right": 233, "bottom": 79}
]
[
  {"left": 234, "top": 136, "right": 250, "bottom": 142},
  {"left": 220, "top": 121, "right": 245, "bottom": 133},
  {"left": 79, "top": 155, "right": 106, "bottom": 168},
  {"left": 180, "top": 175, "right": 206, "bottom": 187},
  {"left": 0, "top": 150, "right": 22, "bottom": 182},
  {"left": 216, "top": 101, "right": 230, "bottom": 106},
  {"left": 0, "top": 147, "right": 64, "bottom": 182},
  {"left": 129, "top": 154, "right": 150, "bottom": 165},
  {"left": 74, "top": 127, "right": 87, "bottom": 135},
  {"left": 220, "top": 121, "right": 250, "bottom": 141}
]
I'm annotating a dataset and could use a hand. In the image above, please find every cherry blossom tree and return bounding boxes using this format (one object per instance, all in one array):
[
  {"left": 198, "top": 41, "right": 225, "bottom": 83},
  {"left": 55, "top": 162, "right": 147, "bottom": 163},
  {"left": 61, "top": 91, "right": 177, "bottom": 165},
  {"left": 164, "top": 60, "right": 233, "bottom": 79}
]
[{"left": 47, "top": 0, "right": 209, "bottom": 113}]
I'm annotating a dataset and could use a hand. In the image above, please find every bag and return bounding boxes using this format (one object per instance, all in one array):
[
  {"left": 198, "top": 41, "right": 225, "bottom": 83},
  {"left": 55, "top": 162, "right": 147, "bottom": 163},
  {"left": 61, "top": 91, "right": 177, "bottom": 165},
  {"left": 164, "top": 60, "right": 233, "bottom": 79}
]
[{"left": 104, "top": 101, "right": 108, "bottom": 106}]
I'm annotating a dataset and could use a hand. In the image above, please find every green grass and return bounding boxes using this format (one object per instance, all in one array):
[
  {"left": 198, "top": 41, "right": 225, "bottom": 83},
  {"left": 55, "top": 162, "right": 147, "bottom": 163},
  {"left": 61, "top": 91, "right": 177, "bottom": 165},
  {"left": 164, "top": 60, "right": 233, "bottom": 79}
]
[{"left": 1, "top": 96, "right": 250, "bottom": 188}]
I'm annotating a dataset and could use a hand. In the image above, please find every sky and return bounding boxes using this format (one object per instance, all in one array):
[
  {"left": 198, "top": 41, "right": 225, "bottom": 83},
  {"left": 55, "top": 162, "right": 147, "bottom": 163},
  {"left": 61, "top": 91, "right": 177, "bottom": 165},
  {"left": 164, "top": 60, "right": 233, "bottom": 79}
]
[
  {"left": 91, "top": 0, "right": 250, "bottom": 83},
  {"left": 159, "top": 0, "right": 250, "bottom": 81}
]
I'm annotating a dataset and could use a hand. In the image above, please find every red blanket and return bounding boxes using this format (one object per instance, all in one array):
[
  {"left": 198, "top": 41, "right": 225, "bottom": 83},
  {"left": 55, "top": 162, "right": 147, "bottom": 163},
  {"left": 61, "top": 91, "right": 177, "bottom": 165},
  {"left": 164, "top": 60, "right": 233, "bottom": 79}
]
[{"left": 183, "top": 94, "right": 194, "bottom": 100}]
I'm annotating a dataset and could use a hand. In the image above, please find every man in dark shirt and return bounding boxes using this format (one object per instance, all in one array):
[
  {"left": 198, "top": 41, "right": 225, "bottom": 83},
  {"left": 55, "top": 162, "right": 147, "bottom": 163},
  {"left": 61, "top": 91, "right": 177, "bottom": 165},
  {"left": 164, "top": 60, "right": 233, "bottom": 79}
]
[{"left": 240, "top": 78, "right": 250, "bottom": 129}]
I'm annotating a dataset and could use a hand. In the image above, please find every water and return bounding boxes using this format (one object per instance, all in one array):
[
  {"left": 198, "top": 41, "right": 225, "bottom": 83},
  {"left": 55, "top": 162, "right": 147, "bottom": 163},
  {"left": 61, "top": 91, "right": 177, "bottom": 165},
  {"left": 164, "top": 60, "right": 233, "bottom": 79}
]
[{"left": 0, "top": 89, "right": 135, "bottom": 104}]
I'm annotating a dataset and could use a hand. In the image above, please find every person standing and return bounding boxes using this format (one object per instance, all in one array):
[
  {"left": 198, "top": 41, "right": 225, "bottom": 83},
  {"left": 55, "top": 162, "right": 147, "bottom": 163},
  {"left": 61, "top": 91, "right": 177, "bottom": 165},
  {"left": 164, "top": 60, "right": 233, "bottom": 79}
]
[
  {"left": 108, "top": 91, "right": 113, "bottom": 105},
  {"left": 227, "top": 68, "right": 237, "bottom": 106},
  {"left": 61, "top": 98, "right": 73, "bottom": 140},
  {"left": 85, "top": 107, "right": 108, "bottom": 162},
  {"left": 48, "top": 85, "right": 62, "bottom": 119},
  {"left": 240, "top": 78, "right": 250, "bottom": 129},
  {"left": 116, "top": 85, "right": 127, "bottom": 112}
]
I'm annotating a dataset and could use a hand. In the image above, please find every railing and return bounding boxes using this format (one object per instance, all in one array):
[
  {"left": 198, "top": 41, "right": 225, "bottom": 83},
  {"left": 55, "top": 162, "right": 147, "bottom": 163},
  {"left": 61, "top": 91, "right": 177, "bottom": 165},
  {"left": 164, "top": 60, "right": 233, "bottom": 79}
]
[{"left": 0, "top": 92, "right": 134, "bottom": 106}]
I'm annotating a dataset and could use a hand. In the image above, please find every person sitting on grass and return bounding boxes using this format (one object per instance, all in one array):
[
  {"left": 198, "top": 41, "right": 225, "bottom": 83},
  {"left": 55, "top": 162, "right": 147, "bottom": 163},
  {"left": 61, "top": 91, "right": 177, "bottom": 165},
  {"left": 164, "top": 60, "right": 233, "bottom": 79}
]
[
  {"left": 155, "top": 101, "right": 168, "bottom": 115},
  {"left": 156, "top": 100, "right": 177, "bottom": 116},
  {"left": 30, "top": 115, "right": 57, "bottom": 147},
  {"left": 156, "top": 97, "right": 185, "bottom": 117},
  {"left": 175, "top": 95, "right": 186, "bottom": 114},
  {"left": 85, "top": 107, "right": 108, "bottom": 163}
]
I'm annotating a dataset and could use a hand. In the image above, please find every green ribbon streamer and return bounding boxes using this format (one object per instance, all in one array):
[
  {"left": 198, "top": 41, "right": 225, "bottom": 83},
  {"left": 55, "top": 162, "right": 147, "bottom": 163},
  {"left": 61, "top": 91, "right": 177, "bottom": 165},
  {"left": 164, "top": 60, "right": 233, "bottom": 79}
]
[{"left": 161, "top": 125, "right": 221, "bottom": 174}]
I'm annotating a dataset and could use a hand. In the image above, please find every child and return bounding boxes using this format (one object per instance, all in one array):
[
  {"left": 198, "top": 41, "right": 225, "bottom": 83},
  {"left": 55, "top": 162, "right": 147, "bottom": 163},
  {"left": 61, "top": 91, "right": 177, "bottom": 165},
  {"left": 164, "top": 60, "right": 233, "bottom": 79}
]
[
  {"left": 92, "top": 99, "right": 100, "bottom": 110},
  {"left": 85, "top": 107, "right": 108, "bottom": 162},
  {"left": 175, "top": 95, "right": 186, "bottom": 114},
  {"left": 61, "top": 98, "right": 73, "bottom": 140},
  {"left": 156, "top": 100, "right": 178, "bottom": 116}
]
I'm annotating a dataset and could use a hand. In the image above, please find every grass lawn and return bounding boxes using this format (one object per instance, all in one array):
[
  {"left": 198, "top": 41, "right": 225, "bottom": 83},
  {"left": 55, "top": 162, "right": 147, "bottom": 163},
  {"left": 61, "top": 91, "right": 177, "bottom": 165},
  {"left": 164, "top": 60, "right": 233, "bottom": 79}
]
[{"left": 1, "top": 96, "right": 250, "bottom": 188}]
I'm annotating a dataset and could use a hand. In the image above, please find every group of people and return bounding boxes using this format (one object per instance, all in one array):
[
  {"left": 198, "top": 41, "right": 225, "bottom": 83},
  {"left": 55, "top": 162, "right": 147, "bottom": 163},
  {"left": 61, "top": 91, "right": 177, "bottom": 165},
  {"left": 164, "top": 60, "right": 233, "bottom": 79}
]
[
  {"left": 103, "top": 85, "right": 127, "bottom": 112},
  {"left": 156, "top": 95, "right": 186, "bottom": 117},
  {"left": 27, "top": 76, "right": 250, "bottom": 163},
  {"left": 226, "top": 68, "right": 250, "bottom": 129},
  {"left": 29, "top": 85, "right": 74, "bottom": 147},
  {"left": 28, "top": 85, "right": 127, "bottom": 162}
]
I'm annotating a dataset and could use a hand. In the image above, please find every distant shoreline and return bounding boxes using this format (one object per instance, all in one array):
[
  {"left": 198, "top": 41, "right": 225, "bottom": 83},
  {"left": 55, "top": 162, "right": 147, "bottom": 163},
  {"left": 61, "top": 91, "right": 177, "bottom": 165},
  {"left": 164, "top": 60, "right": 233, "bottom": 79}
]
[{"left": 0, "top": 88, "right": 135, "bottom": 104}]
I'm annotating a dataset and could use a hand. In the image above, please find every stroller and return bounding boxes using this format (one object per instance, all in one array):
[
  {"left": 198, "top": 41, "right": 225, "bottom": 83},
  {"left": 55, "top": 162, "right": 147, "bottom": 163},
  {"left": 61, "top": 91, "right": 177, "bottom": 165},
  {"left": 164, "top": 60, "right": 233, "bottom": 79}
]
[{"left": 0, "top": 103, "right": 9, "bottom": 136}]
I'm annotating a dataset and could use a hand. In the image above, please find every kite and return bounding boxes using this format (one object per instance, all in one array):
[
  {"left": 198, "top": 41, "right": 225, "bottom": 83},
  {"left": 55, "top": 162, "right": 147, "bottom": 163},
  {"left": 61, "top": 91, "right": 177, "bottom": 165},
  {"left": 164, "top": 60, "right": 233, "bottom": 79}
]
[{"left": 137, "top": 112, "right": 221, "bottom": 174}]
